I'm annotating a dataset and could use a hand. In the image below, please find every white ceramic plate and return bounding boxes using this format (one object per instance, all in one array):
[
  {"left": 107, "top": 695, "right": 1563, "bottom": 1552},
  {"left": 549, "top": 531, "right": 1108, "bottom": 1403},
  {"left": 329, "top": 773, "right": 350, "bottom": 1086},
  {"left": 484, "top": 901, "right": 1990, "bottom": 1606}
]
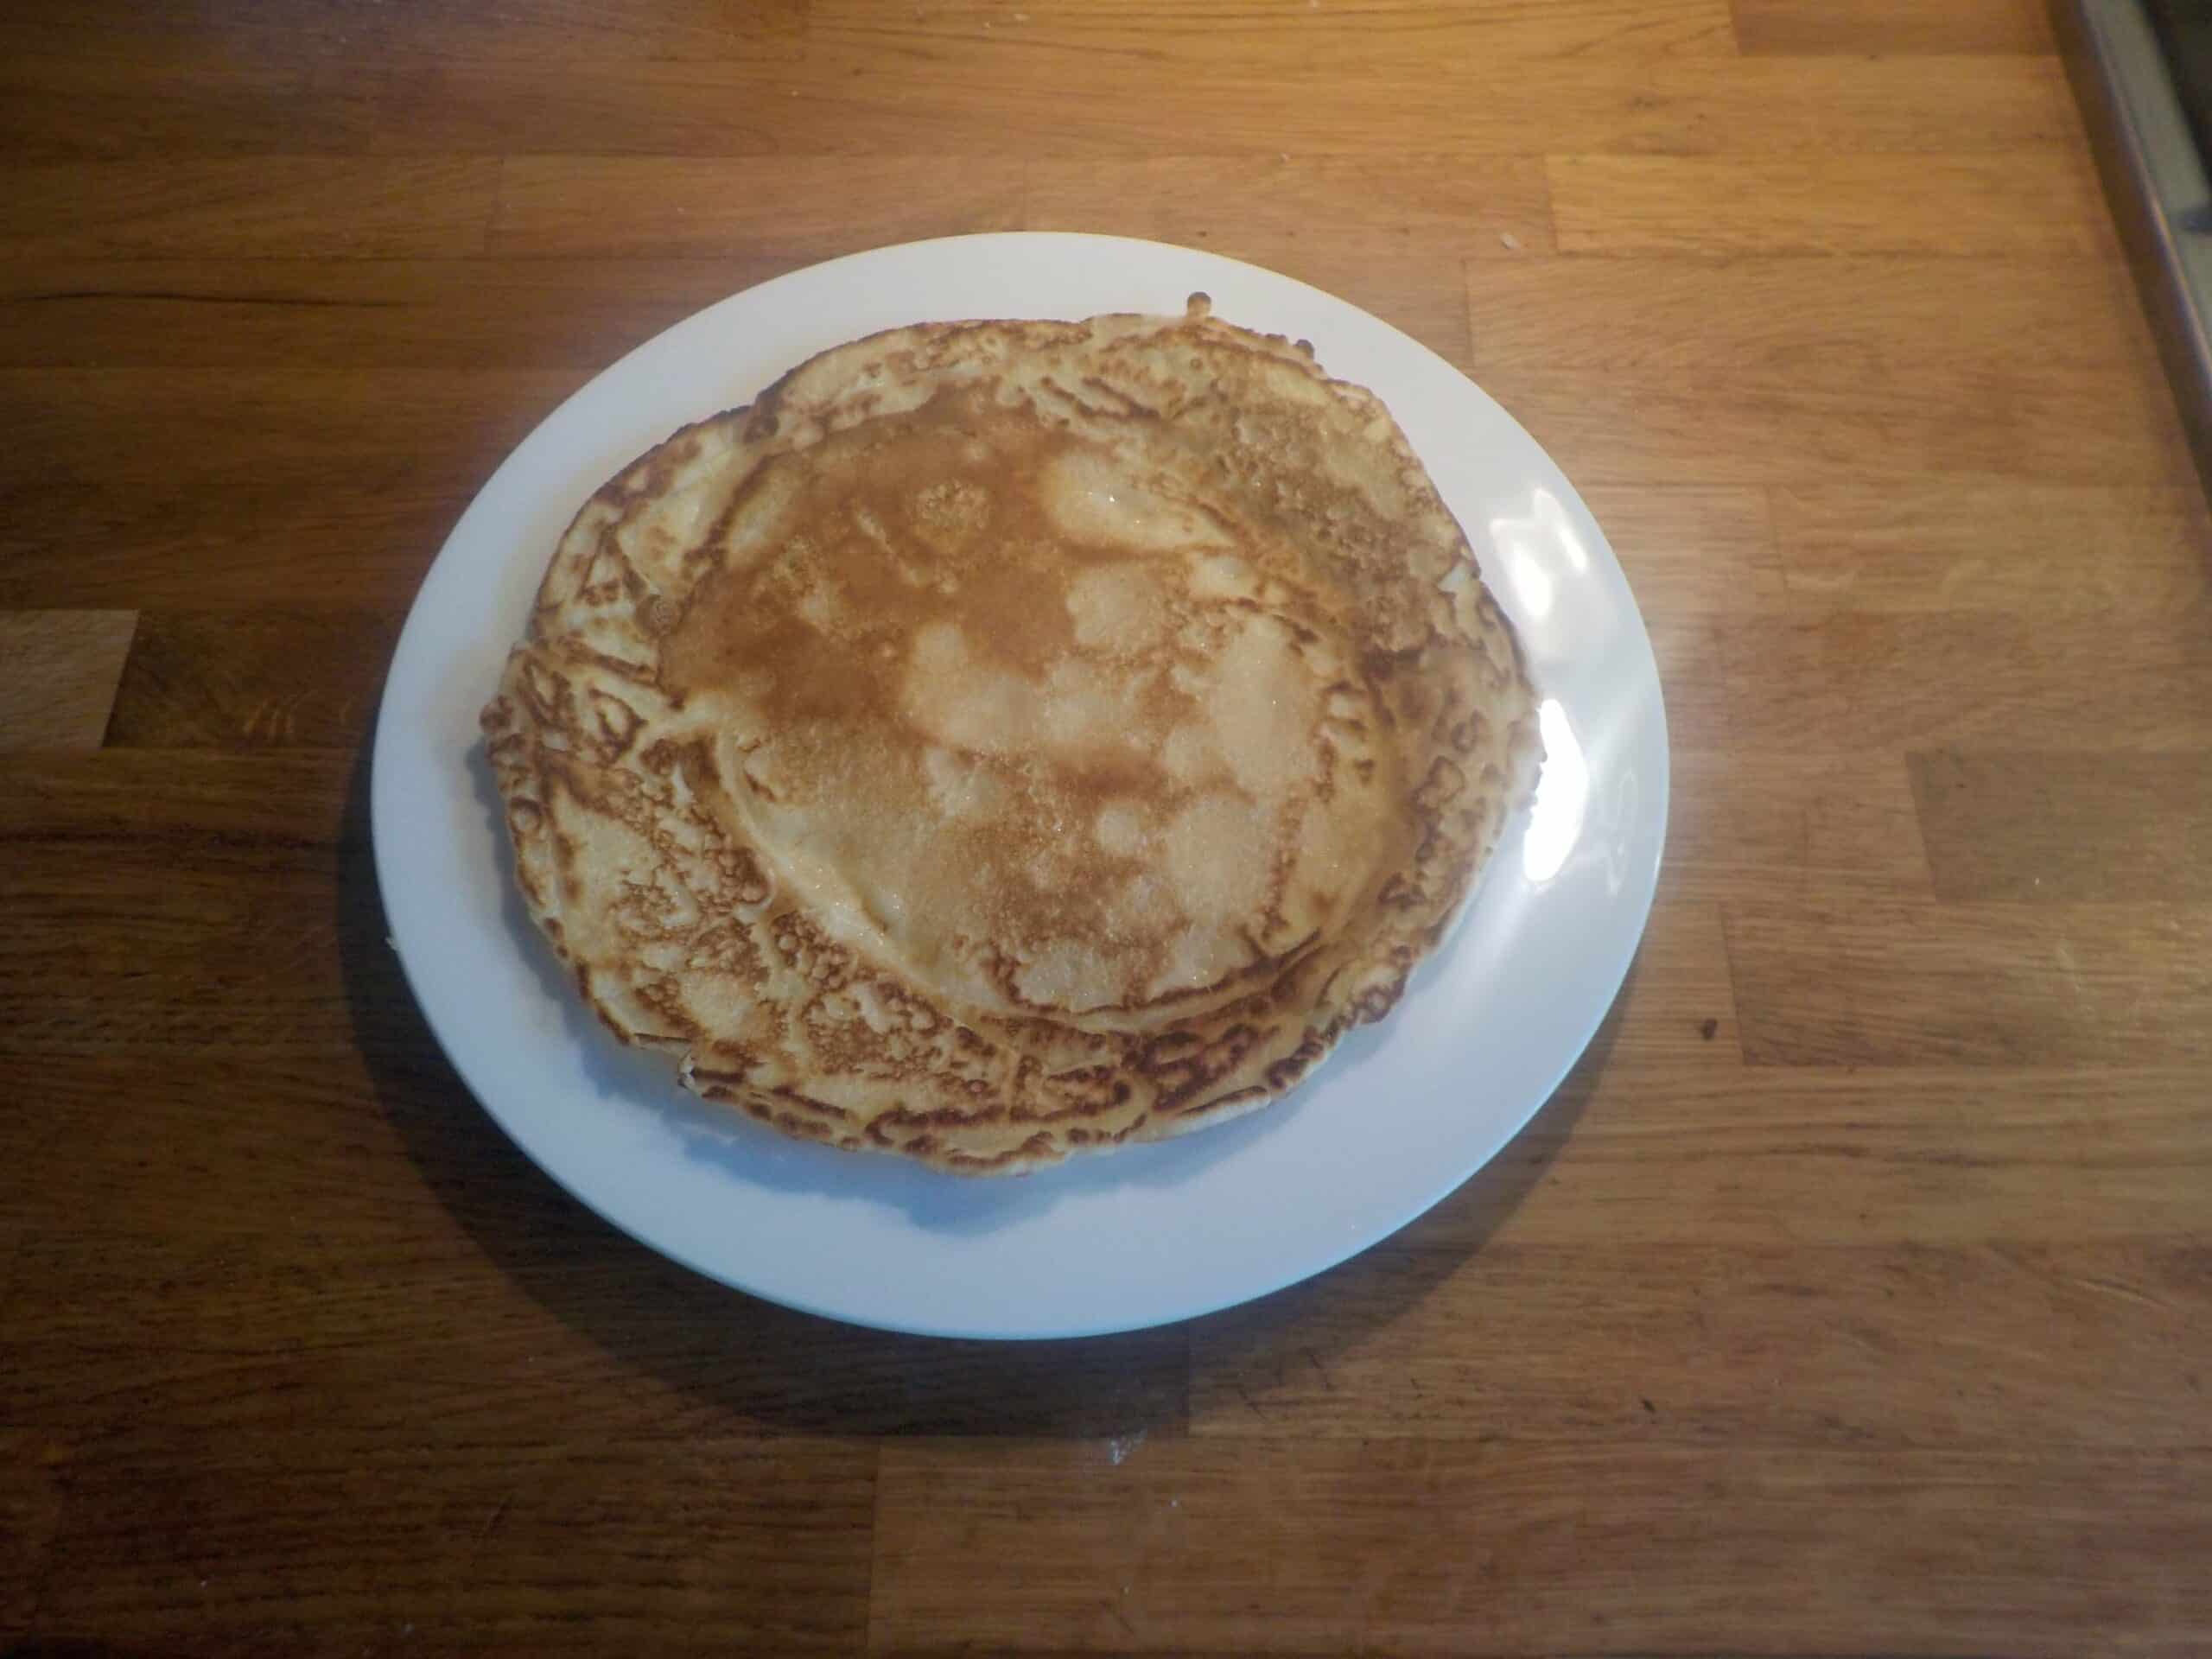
[{"left": 372, "top": 232, "right": 1667, "bottom": 1339}]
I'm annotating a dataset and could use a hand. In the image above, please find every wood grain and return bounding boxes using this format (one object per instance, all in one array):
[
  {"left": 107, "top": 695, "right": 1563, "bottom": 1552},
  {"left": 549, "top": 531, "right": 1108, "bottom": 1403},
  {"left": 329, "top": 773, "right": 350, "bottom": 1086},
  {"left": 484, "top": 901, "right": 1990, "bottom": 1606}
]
[
  {"left": 0, "top": 610, "right": 135, "bottom": 752},
  {"left": 767, "top": 48, "right": 2088, "bottom": 159},
  {"left": 1734, "top": 0, "right": 2054, "bottom": 54},
  {"left": 105, "top": 610, "right": 395, "bottom": 747},
  {"left": 1023, "top": 155, "right": 1554, "bottom": 366},
  {"left": 1665, "top": 749, "right": 1929, "bottom": 903},
  {"left": 490, "top": 155, "right": 1027, "bottom": 257},
  {"left": 1577, "top": 486, "right": 1786, "bottom": 613},
  {"left": 0, "top": 1428, "right": 66, "bottom": 1629},
  {"left": 1770, "top": 481, "right": 2212, "bottom": 613},
  {"left": 3, "top": 1227, "right": 1189, "bottom": 1446},
  {"left": 0, "top": 367, "right": 578, "bottom": 607},
  {"left": 0, "top": 0, "right": 810, "bottom": 63},
  {"left": 1727, "top": 895, "right": 2212, "bottom": 1065},
  {"left": 1599, "top": 895, "right": 1742, "bottom": 1065},
  {"left": 35, "top": 1433, "right": 876, "bottom": 1655},
  {"left": 1384, "top": 1065, "right": 2212, "bottom": 1248},
  {"left": 3, "top": 1, "right": 2210, "bottom": 1652},
  {"left": 813, "top": 0, "right": 1741, "bottom": 67},
  {"left": 1466, "top": 255, "right": 2192, "bottom": 485},
  {"left": 872, "top": 1440, "right": 2212, "bottom": 1653},
  {"left": 0, "top": 52, "right": 2083, "bottom": 161},
  {"left": 1187, "top": 1241, "right": 2212, "bottom": 1446},
  {"left": 1548, "top": 149, "right": 2113, "bottom": 255},
  {"left": 0, "top": 158, "right": 498, "bottom": 258},
  {"left": 2, "top": 849, "right": 362, "bottom": 1059},
  {"left": 1910, "top": 750, "right": 2212, "bottom": 903},
  {"left": 0, "top": 750, "right": 374, "bottom": 1062},
  {"left": 0, "top": 54, "right": 349, "bottom": 163},
  {"left": 0, "top": 257, "right": 804, "bottom": 371},
  {"left": 1650, "top": 607, "right": 2212, "bottom": 750}
]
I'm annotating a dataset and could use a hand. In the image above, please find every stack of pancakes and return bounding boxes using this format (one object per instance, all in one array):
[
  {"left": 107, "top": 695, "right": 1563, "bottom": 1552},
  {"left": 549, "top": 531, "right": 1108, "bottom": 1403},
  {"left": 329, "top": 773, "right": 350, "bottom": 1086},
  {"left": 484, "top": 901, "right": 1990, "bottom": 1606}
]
[{"left": 482, "top": 297, "right": 1539, "bottom": 1173}]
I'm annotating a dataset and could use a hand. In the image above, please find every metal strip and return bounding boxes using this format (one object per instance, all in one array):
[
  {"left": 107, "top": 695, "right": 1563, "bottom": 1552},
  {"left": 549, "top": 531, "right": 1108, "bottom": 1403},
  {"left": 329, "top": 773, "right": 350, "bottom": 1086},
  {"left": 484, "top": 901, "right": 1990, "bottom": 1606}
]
[{"left": 2055, "top": 0, "right": 2212, "bottom": 497}]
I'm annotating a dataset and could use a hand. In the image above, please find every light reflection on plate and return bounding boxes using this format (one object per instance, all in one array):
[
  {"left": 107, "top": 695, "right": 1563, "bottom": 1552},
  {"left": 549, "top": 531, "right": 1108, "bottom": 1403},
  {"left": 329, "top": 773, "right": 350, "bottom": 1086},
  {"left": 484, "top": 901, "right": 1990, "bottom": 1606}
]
[{"left": 1523, "top": 700, "right": 1589, "bottom": 884}]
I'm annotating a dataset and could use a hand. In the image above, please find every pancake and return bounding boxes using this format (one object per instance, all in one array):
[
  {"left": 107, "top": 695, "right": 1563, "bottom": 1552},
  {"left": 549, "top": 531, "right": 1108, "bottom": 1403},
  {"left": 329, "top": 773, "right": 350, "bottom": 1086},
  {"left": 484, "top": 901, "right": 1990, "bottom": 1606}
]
[{"left": 480, "top": 296, "right": 1541, "bottom": 1173}]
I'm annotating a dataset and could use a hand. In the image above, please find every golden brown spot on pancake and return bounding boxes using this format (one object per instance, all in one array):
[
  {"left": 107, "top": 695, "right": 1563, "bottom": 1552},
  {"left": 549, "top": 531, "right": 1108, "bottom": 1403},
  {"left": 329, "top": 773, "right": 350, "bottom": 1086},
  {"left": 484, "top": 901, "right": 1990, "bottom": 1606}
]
[
  {"left": 585, "top": 688, "right": 643, "bottom": 761},
  {"left": 654, "top": 378, "right": 1405, "bottom": 1021}
]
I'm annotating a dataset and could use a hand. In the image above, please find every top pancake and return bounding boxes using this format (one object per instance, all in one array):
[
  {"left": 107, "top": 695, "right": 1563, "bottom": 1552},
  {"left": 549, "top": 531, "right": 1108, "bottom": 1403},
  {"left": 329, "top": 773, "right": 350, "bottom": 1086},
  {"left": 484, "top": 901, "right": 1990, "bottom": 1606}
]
[{"left": 481, "top": 298, "right": 1541, "bottom": 1173}]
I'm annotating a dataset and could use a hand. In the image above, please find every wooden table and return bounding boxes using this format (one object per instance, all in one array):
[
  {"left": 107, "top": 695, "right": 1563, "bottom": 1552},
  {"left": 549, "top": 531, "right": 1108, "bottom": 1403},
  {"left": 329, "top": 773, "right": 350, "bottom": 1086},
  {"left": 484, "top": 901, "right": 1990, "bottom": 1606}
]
[{"left": 5, "top": 1, "right": 2209, "bottom": 1651}]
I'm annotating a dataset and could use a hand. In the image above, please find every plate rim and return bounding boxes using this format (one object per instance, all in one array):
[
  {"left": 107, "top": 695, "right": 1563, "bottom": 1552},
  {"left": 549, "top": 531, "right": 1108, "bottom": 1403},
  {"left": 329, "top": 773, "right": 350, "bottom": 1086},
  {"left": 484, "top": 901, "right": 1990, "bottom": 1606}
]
[{"left": 370, "top": 230, "right": 1669, "bottom": 1339}]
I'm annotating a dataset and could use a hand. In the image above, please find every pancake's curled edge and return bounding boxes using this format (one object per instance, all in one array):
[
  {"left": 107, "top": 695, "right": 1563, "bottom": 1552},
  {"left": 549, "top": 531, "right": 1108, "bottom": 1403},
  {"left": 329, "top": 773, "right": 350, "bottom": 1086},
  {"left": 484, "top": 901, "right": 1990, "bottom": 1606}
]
[{"left": 480, "top": 297, "right": 1541, "bottom": 1174}]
